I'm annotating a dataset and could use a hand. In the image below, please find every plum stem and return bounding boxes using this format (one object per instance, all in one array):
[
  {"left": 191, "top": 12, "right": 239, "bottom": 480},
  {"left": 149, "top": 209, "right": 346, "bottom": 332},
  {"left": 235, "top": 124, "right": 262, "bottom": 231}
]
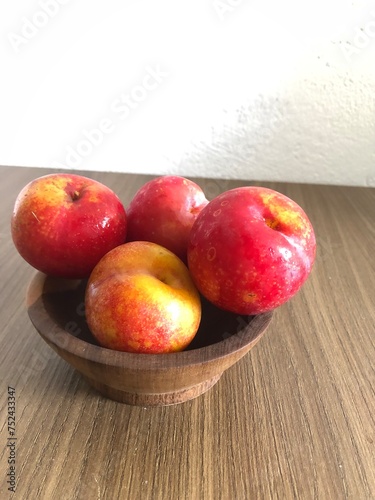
[
  {"left": 71, "top": 190, "right": 80, "bottom": 201},
  {"left": 265, "top": 218, "right": 279, "bottom": 230}
]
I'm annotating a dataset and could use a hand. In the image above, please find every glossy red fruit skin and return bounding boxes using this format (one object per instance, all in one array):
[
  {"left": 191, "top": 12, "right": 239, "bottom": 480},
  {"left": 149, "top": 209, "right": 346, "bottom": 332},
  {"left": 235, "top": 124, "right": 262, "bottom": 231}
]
[
  {"left": 187, "top": 186, "right": 316, "bottom": 315},
  {"left": 126, "top": 176, "right": 208, "bottom": 262},
  {"left": 11, "top": 173, "right": 127, "bottom": 279}
]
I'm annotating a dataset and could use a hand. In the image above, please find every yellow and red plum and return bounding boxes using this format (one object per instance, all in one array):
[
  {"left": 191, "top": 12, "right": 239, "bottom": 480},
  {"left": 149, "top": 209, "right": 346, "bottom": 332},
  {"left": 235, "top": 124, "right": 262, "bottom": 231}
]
[
  {"left": 11, "top": 173, "right": 127, "bottom": 278},
  {"left": 85, "top": 241, "right": 201, "bottom": 354},
  {"left": 126, "top": 176, "right": 208, "bottom": 262},
  {"left": 187, "top": 187, "right": 316, "bottom": 315}
]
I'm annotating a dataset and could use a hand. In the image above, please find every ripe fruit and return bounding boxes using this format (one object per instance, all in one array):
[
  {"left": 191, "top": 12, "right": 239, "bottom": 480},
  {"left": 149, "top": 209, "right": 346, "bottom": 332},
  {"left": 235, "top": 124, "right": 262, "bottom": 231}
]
[
  {"left": 85, "top": 241, "right": 201, "bottom": 354},
  {"left": 187, "top": 186, "right": 316, "bottom": 315},
  {"left": 11, "top": 173, "right": 127, "bottom": 279},
  {"left": 126, "top": 176, "right": 208, "bottom": 262}
]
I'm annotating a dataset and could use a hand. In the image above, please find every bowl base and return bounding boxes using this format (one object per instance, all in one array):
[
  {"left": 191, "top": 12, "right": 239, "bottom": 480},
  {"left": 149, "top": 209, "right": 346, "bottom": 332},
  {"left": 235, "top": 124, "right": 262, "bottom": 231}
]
[{"left": 82, "top": 373, "right": 222, "bottom": 406}]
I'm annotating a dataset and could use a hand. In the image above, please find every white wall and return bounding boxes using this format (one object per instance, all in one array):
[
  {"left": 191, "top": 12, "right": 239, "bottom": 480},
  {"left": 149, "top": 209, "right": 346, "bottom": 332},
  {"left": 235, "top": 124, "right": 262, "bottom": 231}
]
[{"left": 1, "top": 0, "right": 374, "bottom": 186}]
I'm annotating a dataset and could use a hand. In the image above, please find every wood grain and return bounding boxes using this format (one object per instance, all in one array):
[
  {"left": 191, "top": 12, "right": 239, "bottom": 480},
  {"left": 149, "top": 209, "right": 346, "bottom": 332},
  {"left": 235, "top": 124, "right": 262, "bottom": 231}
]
[{"left": 0, "top": 166, "right": 374, "bottom": 499}]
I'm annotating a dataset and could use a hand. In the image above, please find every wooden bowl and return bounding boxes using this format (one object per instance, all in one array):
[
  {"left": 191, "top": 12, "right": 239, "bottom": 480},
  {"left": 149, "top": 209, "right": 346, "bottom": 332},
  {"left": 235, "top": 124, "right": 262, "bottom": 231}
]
[{"left": 26, "top": 272, "right": 273, "bottom": 406}]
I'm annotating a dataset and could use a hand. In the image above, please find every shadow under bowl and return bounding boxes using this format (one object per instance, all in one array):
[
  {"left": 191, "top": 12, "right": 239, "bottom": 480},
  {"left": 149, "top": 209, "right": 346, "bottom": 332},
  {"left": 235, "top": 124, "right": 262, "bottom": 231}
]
[{"left": 26, "top": 272, "right": 273, "bottom": 406}]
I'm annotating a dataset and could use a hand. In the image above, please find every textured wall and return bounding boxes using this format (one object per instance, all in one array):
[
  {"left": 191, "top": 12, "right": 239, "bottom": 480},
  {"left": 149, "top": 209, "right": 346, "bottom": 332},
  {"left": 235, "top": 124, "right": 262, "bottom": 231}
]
[{"left": 1, "top": 1, "right": 374, "bottom": 186}]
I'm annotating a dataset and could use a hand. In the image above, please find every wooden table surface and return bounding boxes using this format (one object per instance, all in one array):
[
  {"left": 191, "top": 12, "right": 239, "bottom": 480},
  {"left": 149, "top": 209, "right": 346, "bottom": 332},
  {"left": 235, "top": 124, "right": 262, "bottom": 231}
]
[{"left": 0, "top": 166, "right": 374, "bottom": 500}]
